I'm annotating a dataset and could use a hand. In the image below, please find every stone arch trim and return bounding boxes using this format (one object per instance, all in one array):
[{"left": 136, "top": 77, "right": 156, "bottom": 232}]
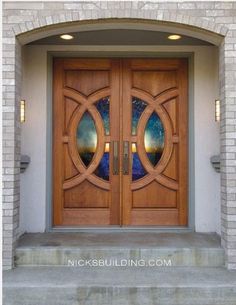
[{"left": 12, "top": 10, "right": 228, "bottom": 39}]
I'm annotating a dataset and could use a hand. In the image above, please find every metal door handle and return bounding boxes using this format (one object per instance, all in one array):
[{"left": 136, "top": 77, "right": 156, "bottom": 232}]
[
  {"left": 123, "top": 141, "right": 129, "bottom": 175},
  {"left": 113, "top": 141, "right": 119, "bottom": 175}
]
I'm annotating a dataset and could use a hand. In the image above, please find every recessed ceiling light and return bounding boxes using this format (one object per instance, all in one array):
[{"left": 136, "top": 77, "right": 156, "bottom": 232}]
[
  {"left": 168, "top": 34, "right": 182, "bottom": 40},
  {"left": 60, "top": 34, "right": 74, "bottom": 40}
]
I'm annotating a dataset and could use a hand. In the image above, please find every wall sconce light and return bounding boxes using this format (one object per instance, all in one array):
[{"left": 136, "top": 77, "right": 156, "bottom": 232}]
[
  {"left": 215, "top": 100, "right": 220, "bottom": 122},
  {"left": 20, "top": 100, "right": 25, "bottom": 123}
]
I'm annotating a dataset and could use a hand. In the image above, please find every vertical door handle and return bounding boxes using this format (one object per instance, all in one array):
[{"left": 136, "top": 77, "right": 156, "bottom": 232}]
[
  {"left": 113, "top": 141, "right": 119, "bottom": 175},
  {"left": 123, "top": 141, "right": 129, "bottom": 175}
]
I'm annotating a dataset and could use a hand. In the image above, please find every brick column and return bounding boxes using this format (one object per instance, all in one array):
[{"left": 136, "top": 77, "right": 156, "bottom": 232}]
[
  {"left": 2, "top": 33, "right": 21, "bottom": 269},
  {"left": 220, "top": 31, "right": 236, "bottom": 269}
]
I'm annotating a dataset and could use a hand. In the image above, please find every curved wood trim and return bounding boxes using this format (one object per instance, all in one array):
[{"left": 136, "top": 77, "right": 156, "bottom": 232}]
[
  {"left": 131, "top": 88, "right": 154, "bottom": 103},
  {"left": 173, "top": 135, "right": 179, "bottom": 143},
  {"left": 64, "top": 100, "right": 111, "bottom": 191},
  {"left": 155, "top": 174, "right": 179, "bottom": 190},
  {"left": 136, "top": 105, "right": 157, "bottom": 174},
  {"left": 130, "top": 87, "right": 176, "bottom": 192},
  {"left": 136, "top": 103, "right": 173, "bottom": 175},
  {"left": 63, "top": 88, "right": 87, "bottom": 105},
  {"left": 66, "top": 103, "right": 86, "bottom": 138},
  {"left": 64, "top": 86, "right": 113, "bottom": 191},
  {"left": 88, "top": 174, "right": 110, "bottom": 190},
  {"left": 131, "top": 87, "right": 179, "bottom": 103},
  {"left": 63, "top": 173, "right": 86, "bottom": 189},
  {"left": 131, "top": 89, "right": 175, "bottom": 172},
  {"left": 155, "top": 88, "right": 179, "bottom": 104},
  {"left": 132, "top": 87, "right": 179, "bottom": 109},
  {"left": 131, "top": 174, "right": 153, "bottom": 190},
  {"left": 87, "top": 88, "right": 110, "bottom": 104},
  {"left": 63, "top": 172, "right": 110, "bottom": 190},
  {"left": 131, "top": 171, "right": 179, "bottom": 191},
  {"left": 67, "top": 101, "right": 105, "bottom": 184}
]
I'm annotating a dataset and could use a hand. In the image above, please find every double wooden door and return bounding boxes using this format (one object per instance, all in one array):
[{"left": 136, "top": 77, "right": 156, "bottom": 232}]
[{"left": 53, "top": 58, "right": 188, "bottom": 226}]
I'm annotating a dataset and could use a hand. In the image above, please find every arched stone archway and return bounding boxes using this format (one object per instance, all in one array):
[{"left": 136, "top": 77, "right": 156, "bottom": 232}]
[
  {"left": 15, "top": 15, "right": 226, "bottom": 45},
  {"left": 2, "top": 1, "right": 236, "bottom": 270}
]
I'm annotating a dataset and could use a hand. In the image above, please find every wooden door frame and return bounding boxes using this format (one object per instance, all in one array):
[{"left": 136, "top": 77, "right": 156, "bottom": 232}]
[{"left": 46, "top": 52, "right": 194, "bottom": 232}]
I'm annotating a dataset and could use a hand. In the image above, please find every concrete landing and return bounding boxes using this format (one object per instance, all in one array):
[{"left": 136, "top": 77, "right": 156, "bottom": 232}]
[
  {"left": 3, "top": 266, "right": 236, "bottom": 305},
  {"left": 15, "top": 232, "right": 224, "bottom": 267},
  {"left": 17, "top": 232, "right": 222, "bottom": 248}
]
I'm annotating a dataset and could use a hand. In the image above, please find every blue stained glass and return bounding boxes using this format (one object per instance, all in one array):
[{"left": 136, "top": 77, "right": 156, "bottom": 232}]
[
  {"left": 144, "top": 112, "right": 165, "bottom": 167},
  {"left": 94, "top": 143, "right": 109, "bottom": 181},
  {"left": 77, "top": 111, "right": 97, "bottom": 167},
  {"left": 132, "top": 143, "right": 147, "bottom": 181},
  {"left": 132, "top": 97, "right": 147, "bottom": 135},
  {"left": 95, "top": 97, "right": 110, "bottom": 135}
]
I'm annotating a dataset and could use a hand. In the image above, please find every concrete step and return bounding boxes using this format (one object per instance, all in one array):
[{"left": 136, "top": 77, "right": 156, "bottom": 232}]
[
  {"left": 3, "top": 266, "right": 236, "bottom": 305},
  {"left": 15, "top": 232, "right": 225, "bottom": 267}
]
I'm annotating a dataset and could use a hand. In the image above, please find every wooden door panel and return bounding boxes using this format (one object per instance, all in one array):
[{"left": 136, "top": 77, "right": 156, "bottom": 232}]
[
  {"left": 163, "top": 98, "right": 178, "bottom": 134},
  {"left": 64, "top": 180, "right": 109, "bottom": 208},
  {"left": 132, "top": 71, "right": 177, "bottom": 97},
  {"left": 63, "top": 209, "right": 110, "bottom": 226},
  {"left": 122, "top": 59, "right": 188, "bottom": 226},
  {"left": 53, "top": 59, "right": 120, "bottom": 226},
  {"left": 130, "top": 209, "right": 179, "bottom": 226},
  {"left": 163, "top": 144, "right": 178, "bottom": 181},
  {"left": 65, "top": 97, "right": 78, "bottom": 124},
  {"left": 64, "top": 145, "right": 78, "bottom": 180},
  {"left": 65, "top": 70, "right": 110, "bottom": 96},
  {"left": 132, "top": 181, "right": 177, "bottom": 208}
]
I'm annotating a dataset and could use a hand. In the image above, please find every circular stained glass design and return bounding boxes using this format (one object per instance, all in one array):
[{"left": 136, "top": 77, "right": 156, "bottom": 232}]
[{"left": 144, "top": 112, "right": 165, "bottom": 167}]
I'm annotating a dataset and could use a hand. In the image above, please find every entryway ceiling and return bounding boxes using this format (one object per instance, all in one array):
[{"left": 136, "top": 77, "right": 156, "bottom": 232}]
[{"left": 29, "top": 29, "right": 213, "bottom": 45}]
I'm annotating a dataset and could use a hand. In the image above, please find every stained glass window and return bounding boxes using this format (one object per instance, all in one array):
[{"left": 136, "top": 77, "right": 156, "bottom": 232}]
[
  {"left": 144, "top": 112, "right": 164, "bottom": 167},
  {"left": 95, "top": 97, "right": 110, "bottom": 135},
  {"left": 132, "top": 143, "right": 147, "bottom": 181},
  {"left": 132, "top": 97, "right": 147, "bottom": 135},
  {"left": 94, "top": 143, "right": 110, "bottom": 181},
  {"left": 77, "top": 111, "right": 97, "bottom": 167}
]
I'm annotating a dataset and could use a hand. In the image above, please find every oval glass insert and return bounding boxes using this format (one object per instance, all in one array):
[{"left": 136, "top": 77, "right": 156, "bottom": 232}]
[
  {"left": 77, "top": 111, "right": 97, "bottom": 167},
  {"left": 144, "top": 112, "right": 165, "bottom": 167}
]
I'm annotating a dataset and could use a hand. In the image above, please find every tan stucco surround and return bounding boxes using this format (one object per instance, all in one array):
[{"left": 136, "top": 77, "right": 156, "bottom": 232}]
[{"left": 3, "top": 1, "right": 236, "bottom": 270}]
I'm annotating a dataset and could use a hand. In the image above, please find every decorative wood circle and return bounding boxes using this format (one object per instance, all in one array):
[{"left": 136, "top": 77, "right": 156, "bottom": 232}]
[
  {"left": 63, "top": 87, "right": 111, "bottom": 190},
  {"left": 131, "top": 88, "right": 179, "bottom": 191}
]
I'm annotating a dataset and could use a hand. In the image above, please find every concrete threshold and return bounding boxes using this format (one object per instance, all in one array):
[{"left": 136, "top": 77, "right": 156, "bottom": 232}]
[{"left": 17, "top": 232, "right": 222, "bottom": 248}]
